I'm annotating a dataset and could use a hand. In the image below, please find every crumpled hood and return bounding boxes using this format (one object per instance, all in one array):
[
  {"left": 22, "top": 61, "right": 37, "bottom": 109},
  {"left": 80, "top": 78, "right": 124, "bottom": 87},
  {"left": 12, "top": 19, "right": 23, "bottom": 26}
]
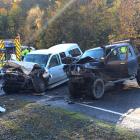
[
  {"left": 76, "top": 56, "right": 98, "bottom": 64},
  {"left": 4, "top": 61, "right": 40, "bottom": 75}
]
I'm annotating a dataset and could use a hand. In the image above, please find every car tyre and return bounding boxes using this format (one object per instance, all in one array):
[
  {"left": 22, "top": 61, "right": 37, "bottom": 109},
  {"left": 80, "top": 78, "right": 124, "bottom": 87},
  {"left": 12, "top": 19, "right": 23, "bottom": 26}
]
[
  {"left": 136, "top": 69, "right": 140, "bottom": 86},
  {"left": 32, "top": 75, "right": 47, "bottom": 94},
  {"left": 89, "top": 78, "right": 105, "bottom": 99},
  {"left": 68, "top": 81, "right": 80, "bottom": 98},
  {"left": 2, "top": 84, "right": 20, "bottom": 94}
]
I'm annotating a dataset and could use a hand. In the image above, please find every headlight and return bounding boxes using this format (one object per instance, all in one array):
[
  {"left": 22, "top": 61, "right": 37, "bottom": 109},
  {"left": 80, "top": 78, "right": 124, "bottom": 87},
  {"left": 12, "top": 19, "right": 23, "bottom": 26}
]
[
  {"left": 43, "top": 72, "right": 49, "bottom": 78},
  {"left": 84, "top": 63, "right": 90, "bottom": 68},
  {"left": 84, "top": 63, "right": 97, "bottom": 69},
  {"left": 77, "top": 66, "right": 81, "bottom": 72}
]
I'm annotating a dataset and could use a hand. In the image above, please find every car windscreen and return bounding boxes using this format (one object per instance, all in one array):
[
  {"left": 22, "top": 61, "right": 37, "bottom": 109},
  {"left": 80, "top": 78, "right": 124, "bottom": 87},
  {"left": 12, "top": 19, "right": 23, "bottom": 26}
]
[
  {"left": 24, "top": 54, "right": 50, "bottom": 67},
  {"left": 82, "top": 48, "right": 104, "bottom": 60}
]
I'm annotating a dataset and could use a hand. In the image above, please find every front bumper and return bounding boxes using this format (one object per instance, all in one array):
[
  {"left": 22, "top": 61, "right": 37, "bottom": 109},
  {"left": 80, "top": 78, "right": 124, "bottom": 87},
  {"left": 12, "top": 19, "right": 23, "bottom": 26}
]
[
  {"left": 2, "top": 72, "right": 29, "bottom": 89},
  {"left": 69, "top": 72, "right": 94, "bottom": 84}
]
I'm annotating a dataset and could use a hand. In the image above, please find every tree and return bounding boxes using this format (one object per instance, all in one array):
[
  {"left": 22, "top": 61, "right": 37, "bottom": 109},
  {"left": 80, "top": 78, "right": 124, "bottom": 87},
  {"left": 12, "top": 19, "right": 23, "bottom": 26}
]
[{"left": 109, "top": 0, "right": 140, "bottom": 41}]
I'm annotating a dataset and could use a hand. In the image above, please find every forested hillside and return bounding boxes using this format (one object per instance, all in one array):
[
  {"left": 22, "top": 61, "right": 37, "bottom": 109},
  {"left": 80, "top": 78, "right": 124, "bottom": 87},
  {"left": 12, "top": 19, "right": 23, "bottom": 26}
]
[{"left": 0, "top": 0, "right": 139, "bottom": 50}]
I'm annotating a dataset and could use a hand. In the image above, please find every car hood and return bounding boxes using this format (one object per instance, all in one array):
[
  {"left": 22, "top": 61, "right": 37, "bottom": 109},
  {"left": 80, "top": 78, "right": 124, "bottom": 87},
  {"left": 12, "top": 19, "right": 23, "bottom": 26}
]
[
  {"left": 76, "top": 56, "right": 98, "bottom": 64},
  {"left": 4, "top": 61, "right": 41, "bottom": 75}
]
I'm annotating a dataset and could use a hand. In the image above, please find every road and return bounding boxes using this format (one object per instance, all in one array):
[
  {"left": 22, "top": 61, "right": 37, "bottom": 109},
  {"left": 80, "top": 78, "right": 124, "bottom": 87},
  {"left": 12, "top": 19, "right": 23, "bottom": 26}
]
[{"left": 1, "top": 80, "right": 140, "bottom": 133}]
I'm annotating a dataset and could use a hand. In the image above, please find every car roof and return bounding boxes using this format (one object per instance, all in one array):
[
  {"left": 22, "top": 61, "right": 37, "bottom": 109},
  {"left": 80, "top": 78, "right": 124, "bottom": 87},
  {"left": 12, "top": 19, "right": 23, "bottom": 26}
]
[
  {"left": 84, "top": 47, "right": 102, "bottom": 53},
  {"left": 105, "top": 43, "right": 130, "bottom": 48},
  {"left": 84, "top": 43, "right": 130, "bottom": 53},
  {"left": 29, "top": 43, "right": 79, "bottom": 55}
]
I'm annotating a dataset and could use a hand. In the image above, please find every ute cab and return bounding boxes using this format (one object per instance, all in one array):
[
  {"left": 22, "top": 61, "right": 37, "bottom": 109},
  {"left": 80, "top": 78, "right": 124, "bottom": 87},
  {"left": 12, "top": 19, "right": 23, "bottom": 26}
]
[{"left": 24, "top": 43, "right": 83, "bottom": 88}]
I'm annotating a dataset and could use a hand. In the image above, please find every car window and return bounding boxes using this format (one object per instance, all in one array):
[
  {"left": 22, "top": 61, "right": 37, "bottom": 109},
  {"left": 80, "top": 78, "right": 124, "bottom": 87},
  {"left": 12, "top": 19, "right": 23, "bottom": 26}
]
[
  {"left": 118, "top": 46, "right": 128, "bottom": 60},
  {"left": 119, "top": 46, "right": 133, "bottom": 60},
  {"left": 69, "top": 48, "right": 81, "bottom": 57},
  {"left": 108, "top": 46, "right": 131, "bottom": 61},
  {"left": 127, "top": 48, "right": 133, "bottom": 58},
  {"left": 59, "top": 52, "right": 66, "bottom": 59},
  {"left": 49, "top": 55, "right": 60, "bottom": 68},
  {"left": 108, "top": 48, "right": 120, "bottom": 61},
  {"left": 133, "top": 45, "right": 139, "bottom": 55}
]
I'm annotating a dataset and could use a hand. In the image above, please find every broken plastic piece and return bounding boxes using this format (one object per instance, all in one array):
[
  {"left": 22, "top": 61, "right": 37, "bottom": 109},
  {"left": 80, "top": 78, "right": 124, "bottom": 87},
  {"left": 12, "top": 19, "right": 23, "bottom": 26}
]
[{"left": 0, "top": 106, "right": 6, "bottom": 113}]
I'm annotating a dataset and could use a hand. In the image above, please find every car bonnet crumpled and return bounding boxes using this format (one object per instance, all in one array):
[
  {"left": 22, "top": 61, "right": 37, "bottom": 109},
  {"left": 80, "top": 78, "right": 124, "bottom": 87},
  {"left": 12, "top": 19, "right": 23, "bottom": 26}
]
[{"left": 4, "top": 60, "right": 40, "bottom": 75}]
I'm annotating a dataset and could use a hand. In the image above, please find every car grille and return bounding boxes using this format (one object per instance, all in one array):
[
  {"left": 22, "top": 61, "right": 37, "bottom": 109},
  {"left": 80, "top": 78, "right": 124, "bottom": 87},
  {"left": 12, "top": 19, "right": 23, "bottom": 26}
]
[
  {"left": 4, "top": 73, "right": 25, "bottom": 82},
  {"left": 70, "top": 64, "right": 86, "bottom": 75}
]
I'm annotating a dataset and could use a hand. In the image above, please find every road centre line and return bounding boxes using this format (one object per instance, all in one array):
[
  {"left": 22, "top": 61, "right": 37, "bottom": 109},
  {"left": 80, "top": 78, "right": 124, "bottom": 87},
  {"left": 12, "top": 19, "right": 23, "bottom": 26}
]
[{"left": 77, "top": 103, "right": 140, "bottom": 121}]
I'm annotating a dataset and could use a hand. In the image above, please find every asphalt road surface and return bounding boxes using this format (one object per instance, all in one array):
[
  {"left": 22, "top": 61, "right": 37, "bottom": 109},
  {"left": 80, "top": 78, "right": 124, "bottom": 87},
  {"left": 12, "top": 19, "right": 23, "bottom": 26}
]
[{"left": 1, "top": 80, "right": 140, "bottom": 133}]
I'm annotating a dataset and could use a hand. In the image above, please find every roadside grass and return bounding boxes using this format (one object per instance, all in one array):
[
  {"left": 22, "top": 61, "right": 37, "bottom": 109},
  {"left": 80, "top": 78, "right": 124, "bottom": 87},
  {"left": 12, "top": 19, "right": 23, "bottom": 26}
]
[
  {"left": 0, "top": 102, "right": 139, "bottom": 140},
  {"left": 0, "top": 95, "right": 34, "bottom": 116}
]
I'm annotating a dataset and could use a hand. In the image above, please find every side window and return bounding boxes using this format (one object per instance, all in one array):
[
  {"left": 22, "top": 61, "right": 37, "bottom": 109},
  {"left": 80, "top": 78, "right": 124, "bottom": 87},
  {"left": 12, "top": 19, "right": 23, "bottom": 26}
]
[
  {"left": 59, "top": 52, "right": 66, "bottom": 59},
  {"left": 118, "top": 46, "right": 128, "bottom": 60},
  {"left": 133, "top": 46, "right": 139, "bottom": 55},
  {"left": 69, "top": 48, "right": 81, "bottom": 57},
  {"left": 118, "top": 46, "right": 133, "bottom": 60},
  {"left": 49, "top": 55, "right": 60, "bottom": 68},
  {"left": 108, "top": 48, "right": 120, "bottom": 61},
  {"left": 108, "top": 46, "right": 132, "bottom": 61},
  {"left": 128, "top": 48, "right": 133, "bottom": 58}
]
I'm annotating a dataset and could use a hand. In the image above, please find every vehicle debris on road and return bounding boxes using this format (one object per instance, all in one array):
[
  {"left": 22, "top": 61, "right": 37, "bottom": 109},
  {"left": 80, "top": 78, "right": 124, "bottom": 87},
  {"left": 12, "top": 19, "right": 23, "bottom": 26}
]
[{"left": 0, "top": 106, "right": 6, "bottom": 113}]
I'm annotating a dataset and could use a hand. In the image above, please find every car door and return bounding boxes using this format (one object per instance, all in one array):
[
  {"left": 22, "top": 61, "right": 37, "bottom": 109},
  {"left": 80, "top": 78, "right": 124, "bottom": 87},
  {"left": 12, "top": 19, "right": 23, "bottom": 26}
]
[
  {"left": 105, "top": 46, "right": 129, "bottom": 80},
  {"left": 127, "top": 45, "right": 138, "bottom": 76},
  {"left": 58, "top": 54, "right": 67, "bottom": 80},
  {"left": 47, "top": 54, "right": 66, "bottom": 85}
]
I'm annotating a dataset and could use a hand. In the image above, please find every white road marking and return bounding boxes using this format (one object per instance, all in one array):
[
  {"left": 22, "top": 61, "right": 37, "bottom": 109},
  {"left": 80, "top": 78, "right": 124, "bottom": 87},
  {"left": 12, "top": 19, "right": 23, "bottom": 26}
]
[{"left": 77, "top": 103, "right": 140, "bottom": 121}]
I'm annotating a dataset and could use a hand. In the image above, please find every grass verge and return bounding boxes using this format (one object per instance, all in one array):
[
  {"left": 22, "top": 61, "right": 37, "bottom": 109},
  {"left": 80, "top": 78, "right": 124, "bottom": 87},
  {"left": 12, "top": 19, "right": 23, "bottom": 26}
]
[{"left": 0, "top": 103, "right": 139, "bottom": 140}]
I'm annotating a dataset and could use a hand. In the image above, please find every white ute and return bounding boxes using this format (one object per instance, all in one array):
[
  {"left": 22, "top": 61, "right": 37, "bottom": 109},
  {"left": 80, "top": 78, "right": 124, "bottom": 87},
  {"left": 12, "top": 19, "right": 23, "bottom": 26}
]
[{"left": 24, "top": 43, "right": 83, "bottom": 88}]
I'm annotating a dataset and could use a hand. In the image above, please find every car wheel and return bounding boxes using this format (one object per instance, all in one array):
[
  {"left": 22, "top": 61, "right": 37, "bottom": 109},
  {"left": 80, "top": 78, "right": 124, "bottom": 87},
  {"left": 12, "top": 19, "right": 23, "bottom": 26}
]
[
  {"left": 89, "top": 78, "right": 105, "bottom": 99},
  {"left": 68, "top": 82, "right": 80, "bottom": 98},
  {"left": 32, "top": 75, "right": 47, "bottom": 94},
  {"left": 136, "top": 69, "right": 140, "bottom": 86},
  {"left": 2, "top": 84, "right": 20, "bottom": 94}
]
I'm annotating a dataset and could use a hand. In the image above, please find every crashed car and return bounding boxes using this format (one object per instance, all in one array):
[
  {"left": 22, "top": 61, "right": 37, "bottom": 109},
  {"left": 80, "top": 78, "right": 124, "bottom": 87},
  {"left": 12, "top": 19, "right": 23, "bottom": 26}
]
[
  {"left": 23, "top": 43, "right": 82, "bottom": 88},
  {"left": 1, "top": 61, "right": 49, "bottom": 94},
  {"left": 64, "top": 40, "right": 140, "bottom": 99}
]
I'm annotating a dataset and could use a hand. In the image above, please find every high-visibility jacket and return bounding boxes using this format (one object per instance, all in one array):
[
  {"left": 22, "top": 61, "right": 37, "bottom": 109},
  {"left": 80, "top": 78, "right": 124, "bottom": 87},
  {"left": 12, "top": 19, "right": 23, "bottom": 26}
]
[
  {"left": 22, "top": 49, "right": 30, "bottom": 57},
  {"left": 120, "top": 47, "right": 127, "bottom": 53}
]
